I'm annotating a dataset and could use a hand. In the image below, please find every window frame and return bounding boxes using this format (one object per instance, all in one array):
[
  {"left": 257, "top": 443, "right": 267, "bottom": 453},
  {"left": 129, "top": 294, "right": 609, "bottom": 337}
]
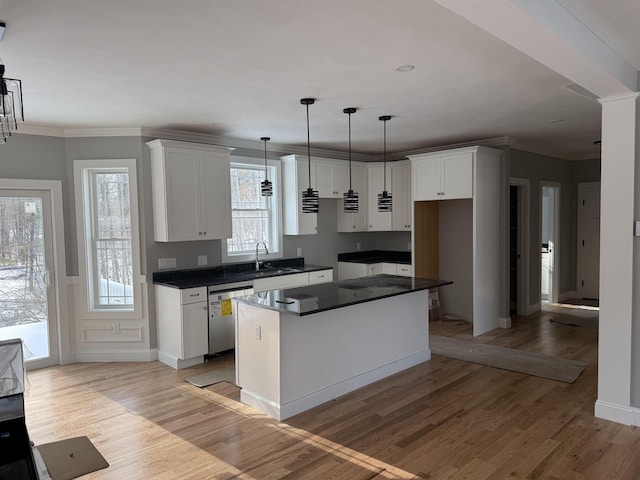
[
  {"left": 221, "top": 156, "right": 283, "bottom": 264},
  {"left": 74, "top": 158, "right": 142, "bottom": 319}
]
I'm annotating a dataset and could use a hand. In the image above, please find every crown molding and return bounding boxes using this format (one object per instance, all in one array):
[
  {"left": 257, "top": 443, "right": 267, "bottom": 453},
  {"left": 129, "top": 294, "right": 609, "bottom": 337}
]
[
  {"left": 64, "top": 127, "right": 143, "bottom": 137},
  {"left": 140, "top": 127, "right": 375, "bottom": 162},
  {"left": 17, "top": 124, "right": 66, "bottom": 137},
  {"left": 396, "top": 136, "right": 513, "bottom": 159}
]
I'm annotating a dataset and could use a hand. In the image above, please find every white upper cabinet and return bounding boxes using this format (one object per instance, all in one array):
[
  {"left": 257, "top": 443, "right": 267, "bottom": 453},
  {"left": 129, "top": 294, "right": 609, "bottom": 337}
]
[
  {"left": 411, "top": 151, "right": 473, "bottom": 201},
  {"left": 147, "top": 139, "right": 233, "bottom": 242},
  {"left": 337, "top": 164, "right": 368, "bottom": 232},
  {"left": 367, "top": 164, "right": 392, "bottom": 231},
  {"left": 281, "top": 155, "right": 318, "bottom": 235},
  {"left": 316, "top": 161, "right": 349, "bottom": 198},
  {"left": 391, "top": 162, "right": 411, "bottom": 231}
]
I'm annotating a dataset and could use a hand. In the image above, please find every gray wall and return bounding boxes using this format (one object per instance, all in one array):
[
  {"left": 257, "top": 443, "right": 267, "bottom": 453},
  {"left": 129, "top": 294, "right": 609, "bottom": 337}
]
[{"left": 510, "top": 149, "right": 601, "bottom": 308}]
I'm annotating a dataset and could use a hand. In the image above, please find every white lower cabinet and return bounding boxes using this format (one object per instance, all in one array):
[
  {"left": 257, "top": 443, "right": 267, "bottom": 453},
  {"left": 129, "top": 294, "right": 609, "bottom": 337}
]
[
  {"left": 382, "top": 263, "right": 414, "bottom": 277},
  {"left": 339, "top": 261, "right": 413, "bottom": 280},
  {"left": 253, "top": 269, "right": 333, "bottom": 293},
  {"left": 156, "top": 285, "right": 208, "bottom": 369}
]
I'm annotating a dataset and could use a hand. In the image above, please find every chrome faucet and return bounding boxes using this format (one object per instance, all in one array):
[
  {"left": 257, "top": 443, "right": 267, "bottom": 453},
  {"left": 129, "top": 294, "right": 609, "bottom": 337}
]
[{"left": 255, "top": 241, "right": 269, "bottom": 271}]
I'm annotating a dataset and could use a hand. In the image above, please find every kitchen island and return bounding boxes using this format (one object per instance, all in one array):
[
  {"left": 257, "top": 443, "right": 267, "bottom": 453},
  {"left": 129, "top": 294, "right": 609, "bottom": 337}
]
[{"left": 235, "top": 275, "right": 452, "bottom": 420}]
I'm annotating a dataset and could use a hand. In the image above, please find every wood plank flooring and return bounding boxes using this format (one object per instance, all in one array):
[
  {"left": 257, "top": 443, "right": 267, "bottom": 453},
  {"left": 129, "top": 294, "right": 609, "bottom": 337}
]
[{"left": 23, "top": 303, "right": 640, "bottom": 479}]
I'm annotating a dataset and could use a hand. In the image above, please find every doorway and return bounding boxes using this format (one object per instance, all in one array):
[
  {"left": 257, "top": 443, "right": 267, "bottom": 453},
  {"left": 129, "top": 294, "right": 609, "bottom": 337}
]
[
  {"left": 0, "top": 181, "right": 67, "bottom": 369},
  {"left": 509, "top": 178, "right": 530, "bottom": 316},
  {"left": 540, "top": 182, "right": 560, "bottom": 305},
  {"left": 577, "top": 182, "right": 600, "bottom": 299}
]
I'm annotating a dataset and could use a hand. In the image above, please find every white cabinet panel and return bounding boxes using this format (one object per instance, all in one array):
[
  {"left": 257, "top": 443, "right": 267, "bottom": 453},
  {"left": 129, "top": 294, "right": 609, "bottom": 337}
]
[
  {"left": 156, "top": 285, "right": 208, "bottom": 369},
  {"left": 309, "top": 269, "right": 333, "bottom": 284},
  {"left": 148, "top": 139, "right": 232, "bottom": 242},
  {"left": 253, "top": 269, "right": 333, "bottom": 292},
  {"left": 338, "top": 262, "right": 367, "bottom": 280},
  {"left": 317, "top": 161, "right": 349, "bottom": 198},
  {"left": 282, "top": 155, "right": 318, "bottom": 235},
  {"left": 442, "top": 153, "right": 473, "bottom": 200},
  {"left": 412, "top": 156, "right": 442, "bottom": 201},
  {"left": 391, "top": 162, "right": 411, "bottom": 231},
  {"left": 411, "top": 152, "right": 473, "bottom": 201},
  {"left": 367, "top": 164, "right": 392, "bottom": 231},
  {"left": 396, "top": 264, "right": 414, "bottom": 277},
  {"left": 337, "top": 164, "right": 368, "bottom": 232},
  {"left": 181, "top": 301, "right": 209, "bottom": 359}
]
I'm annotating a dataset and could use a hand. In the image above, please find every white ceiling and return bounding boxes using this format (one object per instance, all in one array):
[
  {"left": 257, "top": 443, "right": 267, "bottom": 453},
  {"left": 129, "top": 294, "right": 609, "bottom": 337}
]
[{"left": 0, "top": 0, "right": 637, "bottom": 160}]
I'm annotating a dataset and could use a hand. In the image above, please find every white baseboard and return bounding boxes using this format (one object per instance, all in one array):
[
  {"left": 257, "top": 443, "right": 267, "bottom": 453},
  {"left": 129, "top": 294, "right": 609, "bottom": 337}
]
[
  {"left": 498, "top": 317, "right": 511, "bottom": 328},
  {"left": 157, "top": 350, "right": 204, "bottom": 369},
  {"left": 241, "top": 350, "right": 431, "bottom": 421},
  {"left": 594, "top": 399, "right": 640, "bottom": 426},
  {"left": 559, "top": 291, "right": 579, "bottom": 302},
  {"left": 75, "top": 348, "right": 158, "bottom": 363}
]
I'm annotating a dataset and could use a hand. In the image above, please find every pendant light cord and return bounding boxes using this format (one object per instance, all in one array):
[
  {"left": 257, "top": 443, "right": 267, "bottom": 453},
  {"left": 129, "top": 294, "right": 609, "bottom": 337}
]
[
  {"left": 383, "top": 118, "right": 387, "bottom": 190},
  {"left": 306, "top": 102, "right": 311, "bottom": 189},
  {"left": 348, "top": 111, "right": 353, "bottom": 191},
  {"left": 263, "top": 138, "right": 268, "bottom": 177}
]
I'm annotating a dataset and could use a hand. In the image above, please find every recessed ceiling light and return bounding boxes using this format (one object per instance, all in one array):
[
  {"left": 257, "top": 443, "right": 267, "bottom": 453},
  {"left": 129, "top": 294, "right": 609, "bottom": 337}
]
[
  {"left": 395, "top": 64, "right": 415, "bottom": 72},
  {"left": 549, "top": 119, "right": 564, "bottom": 123}
]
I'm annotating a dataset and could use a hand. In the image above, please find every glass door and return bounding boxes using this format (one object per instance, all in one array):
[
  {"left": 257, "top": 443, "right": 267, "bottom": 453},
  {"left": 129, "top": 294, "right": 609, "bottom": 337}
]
[{"left": 0, "top": 189, "right": 59, "bottom": 368}]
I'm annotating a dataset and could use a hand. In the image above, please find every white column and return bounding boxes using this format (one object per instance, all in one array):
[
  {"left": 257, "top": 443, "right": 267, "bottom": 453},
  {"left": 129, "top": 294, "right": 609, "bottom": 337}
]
[{"left": 595, "top": 93, "right": 640, "bottom": 425}]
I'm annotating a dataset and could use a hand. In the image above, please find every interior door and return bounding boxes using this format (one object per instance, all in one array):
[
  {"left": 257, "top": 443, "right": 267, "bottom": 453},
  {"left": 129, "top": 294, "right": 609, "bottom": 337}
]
[
  {"left": 0, "top": 189, "right": 59, "bottom": 368},
  {"left": 577, "top": 182, "right": 600, "bottom": 299}
]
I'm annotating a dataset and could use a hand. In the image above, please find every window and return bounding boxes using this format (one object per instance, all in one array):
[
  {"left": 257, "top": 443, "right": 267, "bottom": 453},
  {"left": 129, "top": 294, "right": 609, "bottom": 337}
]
[
  {"left": 75, "top": 159, "right": 141, "bottom": 316},
  {"left": 223, "top": 158, "right": 282, "bottom": 263}
]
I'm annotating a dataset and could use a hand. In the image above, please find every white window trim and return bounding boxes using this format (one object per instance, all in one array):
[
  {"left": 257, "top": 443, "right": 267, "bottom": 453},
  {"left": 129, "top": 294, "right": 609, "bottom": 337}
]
[
  {"left": 221, "top": 156, "right": 283, "bottom": 264},
  {"left": 74, "top": 158, "right": 143, "bottom": 319}
]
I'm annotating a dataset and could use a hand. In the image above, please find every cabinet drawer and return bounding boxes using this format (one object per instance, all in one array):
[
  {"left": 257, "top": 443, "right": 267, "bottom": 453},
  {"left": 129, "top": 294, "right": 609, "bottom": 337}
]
[
  {"left": 309, "top": 269, "right": 333, "bottom": 284},
  {"left": 180, "top": 287, "right": 207, "bottom": 305},
  {"left": 396, "top": 264, "right": 414, "bottom": 277}
]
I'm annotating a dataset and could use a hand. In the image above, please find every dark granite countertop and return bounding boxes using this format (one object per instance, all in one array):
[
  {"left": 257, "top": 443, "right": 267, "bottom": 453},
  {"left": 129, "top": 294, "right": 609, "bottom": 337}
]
[
  {"left": 152, "top": 258, "right": 332, "bottom": 289},
  {"left": 236, "top": 275, "right": 452, "bottom": 316},
  {"left": 338, "top": 250, "right": 411, "bottom": 265}
]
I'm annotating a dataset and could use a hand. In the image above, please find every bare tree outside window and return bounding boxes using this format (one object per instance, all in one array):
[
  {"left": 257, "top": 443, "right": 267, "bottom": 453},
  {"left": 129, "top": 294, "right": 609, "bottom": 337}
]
[
  {"left": 0, "top": 197, "right": 47, "bottom": 327},
  {"left": 227, "top": 165, "right": 272, "bottom": 254},
  {"left": 89, "top": 170, "right": 134, "bottom": 308}
]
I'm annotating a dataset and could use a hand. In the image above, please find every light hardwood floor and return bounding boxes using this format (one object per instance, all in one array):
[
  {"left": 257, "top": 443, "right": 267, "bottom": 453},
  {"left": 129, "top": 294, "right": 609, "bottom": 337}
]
[{"left": 24, "top": 304, "right": 640, "bottom": 479}]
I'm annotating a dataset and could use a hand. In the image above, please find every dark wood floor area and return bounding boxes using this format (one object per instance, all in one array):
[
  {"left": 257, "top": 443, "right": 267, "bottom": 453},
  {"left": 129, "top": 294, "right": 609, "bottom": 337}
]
[{"left": 24, "top": 304, "right": 640, "bottom": 479}]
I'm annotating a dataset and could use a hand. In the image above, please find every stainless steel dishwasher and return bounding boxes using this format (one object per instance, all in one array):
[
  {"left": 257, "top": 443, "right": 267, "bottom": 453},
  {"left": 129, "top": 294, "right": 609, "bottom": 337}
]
[{"left": 208, "top": 281, "right": 253, "bottom": 355}]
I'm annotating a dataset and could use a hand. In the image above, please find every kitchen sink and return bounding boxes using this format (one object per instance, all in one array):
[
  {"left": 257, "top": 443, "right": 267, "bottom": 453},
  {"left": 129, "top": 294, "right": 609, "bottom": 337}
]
[{"left": 242, "top": 267, "right": 302, "bottom": 277}]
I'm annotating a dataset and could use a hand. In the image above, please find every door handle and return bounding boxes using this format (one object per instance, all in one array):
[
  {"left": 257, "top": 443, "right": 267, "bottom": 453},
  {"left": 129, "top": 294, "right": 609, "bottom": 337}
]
[{"left": 43, "top": 271, "right": 51, "bottom": 286}]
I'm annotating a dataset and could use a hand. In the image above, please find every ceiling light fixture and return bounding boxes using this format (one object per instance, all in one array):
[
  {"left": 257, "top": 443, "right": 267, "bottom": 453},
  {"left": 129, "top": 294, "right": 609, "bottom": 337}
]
[
  {"left": 378, "top": 115, "right": 392, "bottom": 212},
  {"left": 0, "top": 23, "right": 24, "bottom": 144},
  {"left": 343, "top": 107, "right": 359, "bottom": 213},
  {"left": 260, "top": 136, "right": 273, "bottom": 196},
  {"left": 300, "top": 98, "right": 319, "bottom": 213},
  {"left": 395, "top": 64, "right": 415, "bottom": 72}
]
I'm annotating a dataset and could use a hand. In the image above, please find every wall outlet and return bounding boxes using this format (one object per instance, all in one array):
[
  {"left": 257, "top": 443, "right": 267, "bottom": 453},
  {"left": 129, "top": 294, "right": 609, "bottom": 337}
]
[
  {"left": 356, "top": 242, "right": 361, "bottom": 251},
  {"left": 198, "top": 255, "right": 208, "bottom": 266},
  {"left": 255, "top": 324, "right": 262, "bottom": 340},
  {"left": 158, "top": 257, "right": 177, "bottom": 269},
  {"left": 297, "top": 247, "right": 302, "bottom": 256}
]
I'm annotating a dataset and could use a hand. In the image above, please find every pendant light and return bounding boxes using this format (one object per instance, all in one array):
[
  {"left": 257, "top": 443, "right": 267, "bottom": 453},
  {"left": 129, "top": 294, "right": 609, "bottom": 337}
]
[
  {"left": 300, "top": 98, "right": 319, "bottom": 213},
  {"left": 260, "top": 136, "right": 273, "bottom": 196},
  {"left": 343, "top": 107, "right": 358, "bottom": 213},
  {"left": 377, "top": 115, "right": 392, "bottom": 212},
  {"left": 0, "top": 23, "right": 25, "bottom": 144}
]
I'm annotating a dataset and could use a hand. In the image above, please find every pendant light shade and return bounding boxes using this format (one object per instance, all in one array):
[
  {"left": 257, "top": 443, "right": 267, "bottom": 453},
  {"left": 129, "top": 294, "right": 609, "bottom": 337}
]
[
  {"left": 343, "top": 107, "right": 359, "bottom": 213},
  {"left": 260, "top": 136, "right": 273, "bottom": 196},
  {"left": 0, "top": 60, "right": 24, "bottom": 144},
  {"left": 377, "top": 115, "right": 392, "bottom": 212},
  {"left": 300, "top": 98, "right": 319, "bottom": 213}
]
